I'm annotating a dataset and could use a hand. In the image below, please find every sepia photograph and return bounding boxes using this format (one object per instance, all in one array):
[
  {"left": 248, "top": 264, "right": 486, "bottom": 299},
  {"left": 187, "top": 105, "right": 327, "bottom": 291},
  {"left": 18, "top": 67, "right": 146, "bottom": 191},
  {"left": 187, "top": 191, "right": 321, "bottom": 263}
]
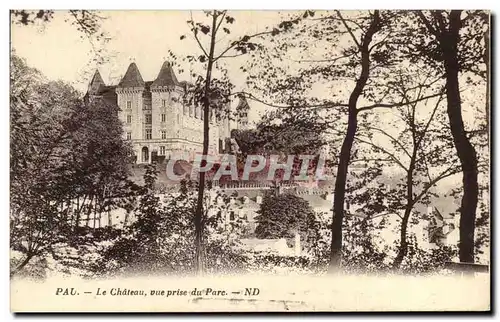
[{"left": 9, "top": 9, "right": 490, "bottom": 312}]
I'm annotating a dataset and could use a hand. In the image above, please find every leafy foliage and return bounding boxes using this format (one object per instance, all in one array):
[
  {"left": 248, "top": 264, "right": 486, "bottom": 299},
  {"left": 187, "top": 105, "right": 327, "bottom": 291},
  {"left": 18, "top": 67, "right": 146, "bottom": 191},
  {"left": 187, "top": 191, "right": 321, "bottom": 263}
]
[
  {"left": 10, "top": 54, "right": 136, "bottom": 276},
  {"left": 99, "top": 165, "right": 250, "bottom": 276},
  {"left": 255, "top": 193, "right": 319, "bottom": 248}
]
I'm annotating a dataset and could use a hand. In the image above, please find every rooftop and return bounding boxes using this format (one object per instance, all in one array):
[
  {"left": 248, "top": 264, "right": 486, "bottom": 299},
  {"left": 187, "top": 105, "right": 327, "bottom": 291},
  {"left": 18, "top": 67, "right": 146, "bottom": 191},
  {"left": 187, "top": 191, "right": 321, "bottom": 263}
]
[
  {"left": 117, "top": 62, "right": 145, "bottom": 88},
  {"left": 151, "top": 61, "right": 179, "bottom": 87}
]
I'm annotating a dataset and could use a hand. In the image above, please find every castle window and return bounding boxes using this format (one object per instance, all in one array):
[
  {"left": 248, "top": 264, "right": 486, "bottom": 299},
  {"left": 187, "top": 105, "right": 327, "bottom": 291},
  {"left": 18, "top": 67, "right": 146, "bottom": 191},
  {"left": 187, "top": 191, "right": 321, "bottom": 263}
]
[
  {"left": 145, "top": 129, "right": 152, "bottom": 140},
  {"left": 162, "top": 99, "right": 167, "bottom": 108},
  {"left": 159, "top": 146, "right": 166, "bottom": 155},
  {"left": 127, "top": 115, "right": 132, "bottom": 124},
  {"left": 126, "top": 132, "right": 132, "bottom": 140},
  {"left": 177, "top": 114, "right": 180, "bottom": 124},
  {"left": 161, "top": 130, "right": 167, "bottom": 139},
  {"left": 183, "top": 104, "right": 187, "bottom": 115},
  {"left": 127, "top": 101, "right": 132, "bottom": 109},
  {"left": 161, "top": 114, "right": 166, "bottom": 122},
  {"left": 145, "top": 114, "right": 152, "bottom": 124},
  {"left": 189, "top": 105, "right": 193, "bottom": 117}
]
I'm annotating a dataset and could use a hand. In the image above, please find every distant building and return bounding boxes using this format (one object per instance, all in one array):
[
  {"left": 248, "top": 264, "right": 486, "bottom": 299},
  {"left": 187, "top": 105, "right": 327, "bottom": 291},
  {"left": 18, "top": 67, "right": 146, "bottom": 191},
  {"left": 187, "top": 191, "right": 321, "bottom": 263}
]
[{"left": 85, "top": 61, "right": 249, "bottom": 163}]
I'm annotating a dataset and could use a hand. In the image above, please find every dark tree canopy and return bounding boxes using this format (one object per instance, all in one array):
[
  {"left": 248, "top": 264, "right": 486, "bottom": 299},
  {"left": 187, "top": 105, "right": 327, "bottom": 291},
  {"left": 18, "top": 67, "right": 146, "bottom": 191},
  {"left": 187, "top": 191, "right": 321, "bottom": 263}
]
[{"left": 254, "top": 193, "right": 318, "bottom": 243}]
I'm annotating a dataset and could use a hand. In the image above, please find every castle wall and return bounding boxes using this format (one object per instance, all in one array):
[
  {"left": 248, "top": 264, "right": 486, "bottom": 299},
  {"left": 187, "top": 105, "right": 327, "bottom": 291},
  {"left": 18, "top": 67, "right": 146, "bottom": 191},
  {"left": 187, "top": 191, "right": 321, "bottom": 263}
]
[{"left": 117, "top": 88, "right": 144, "bottom": 142}]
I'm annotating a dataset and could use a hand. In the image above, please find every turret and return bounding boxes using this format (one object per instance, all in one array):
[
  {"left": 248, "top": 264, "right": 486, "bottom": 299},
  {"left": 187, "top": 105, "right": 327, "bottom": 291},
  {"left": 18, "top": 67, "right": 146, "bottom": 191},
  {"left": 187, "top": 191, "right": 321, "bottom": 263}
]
[
  {"left": 151, "top": 61, "right": 179, "bottom": 89},
  {"left": 150, "top": 61, "right": 183, "bottom": 140},
  {"left": 116, "top": 63, "right": 146, "bottom": 159},
  {"left": 117, "top": 62, "right": 145, "bottom": 89},
  {"left": 87, "top": 69, "right": 106, "bottom": 94}
]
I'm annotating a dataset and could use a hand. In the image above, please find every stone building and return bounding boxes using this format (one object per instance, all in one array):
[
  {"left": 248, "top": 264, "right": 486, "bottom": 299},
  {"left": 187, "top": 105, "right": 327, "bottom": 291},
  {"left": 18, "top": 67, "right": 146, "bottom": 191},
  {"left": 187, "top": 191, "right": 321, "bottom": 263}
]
[{"left": 86, "top": 61, "right": 248, "bottom": 163}]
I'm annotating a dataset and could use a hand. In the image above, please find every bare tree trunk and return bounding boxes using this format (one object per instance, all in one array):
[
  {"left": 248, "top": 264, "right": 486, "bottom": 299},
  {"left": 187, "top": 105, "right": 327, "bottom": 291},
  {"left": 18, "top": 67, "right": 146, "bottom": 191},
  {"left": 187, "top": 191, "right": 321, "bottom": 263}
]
[
  {"left": 74, "top": 197, "right": 80, "bottom": 232},
  {"left": 329, "top": 108, "right": 357, "bottom": 271},
  {"left": 194, "top": 12, "right": 218, "bottom": 275},
  {"left": 328, "top": 11, "right": 381, "bottom": 273},
  {"left": 393, "top": 120, "right": 418, "bottom": 268},
  {"left": 393, "top": 208, "right": 412, "bottom": 269},
  {"left": 442, "top": 11, "right": 479, "bottom": 263},
  {"left": 93, "top": 198, "right": 98, "bottom": 229},
  {"left": 85, "top": 195, "right": 94, "bottom": 227},
  {"left": 393, "top": 163, "right": 415, "bottom": 269}
]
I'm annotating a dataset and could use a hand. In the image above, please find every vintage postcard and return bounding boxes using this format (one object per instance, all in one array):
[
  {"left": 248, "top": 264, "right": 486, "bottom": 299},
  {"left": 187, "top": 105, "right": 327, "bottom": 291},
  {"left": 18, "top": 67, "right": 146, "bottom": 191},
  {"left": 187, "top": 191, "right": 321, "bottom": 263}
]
[{"left": 10, "top": 10, "right": 490, "bottom": 312}]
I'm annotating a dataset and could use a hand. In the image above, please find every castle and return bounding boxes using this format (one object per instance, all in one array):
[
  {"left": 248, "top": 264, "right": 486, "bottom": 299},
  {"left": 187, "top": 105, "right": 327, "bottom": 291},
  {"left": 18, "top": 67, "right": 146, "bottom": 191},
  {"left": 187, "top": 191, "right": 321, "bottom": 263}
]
[{"left": 85, "top": 61, "right": 250, "bottom": 163}]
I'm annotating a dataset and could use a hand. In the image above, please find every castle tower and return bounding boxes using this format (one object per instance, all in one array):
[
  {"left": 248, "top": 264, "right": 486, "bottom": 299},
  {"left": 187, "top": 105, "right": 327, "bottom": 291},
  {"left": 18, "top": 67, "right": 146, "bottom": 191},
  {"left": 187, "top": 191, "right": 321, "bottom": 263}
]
[
  {"left": 151, "top": 61, "right": 182, "bottom": 144},
  {"left": 236, "top": 95, "right": 250, "bottom": 130},
  {"left": 84, "top": 69, "right": 106, "bottom": 104},
  {"left": 116, "top": 62, "right": 146, "bottom": 161},
  {"left": 88, "top": 69, "right": 105, "bottom": 94}
]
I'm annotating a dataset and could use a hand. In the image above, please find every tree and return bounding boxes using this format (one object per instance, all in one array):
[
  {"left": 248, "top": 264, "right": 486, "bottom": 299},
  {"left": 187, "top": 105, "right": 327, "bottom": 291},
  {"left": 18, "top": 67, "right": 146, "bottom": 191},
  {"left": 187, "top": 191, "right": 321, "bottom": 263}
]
[
  {"left": 176, "top": 10, "right": 292, "bottom": 274},
  {"left": 353, "top": 67, "right": 461, "bottom": 268},
  {"left": 254, "top": 193, "right": 318, "bottom": 247},
  {"left": 10, "top": 54, "right": 136, "bottom": 276},
  {"left": 10, "top": 55, "right": 77, "bottom": 275},
  {"left": 246, "top": 10, "right": 443, "bottom": 272},
  {"left": 233, "top": 109, "right": 328, "bottom": 156},
  {"left": 412, "top": 10, "right": 489, "bottom": 263}
]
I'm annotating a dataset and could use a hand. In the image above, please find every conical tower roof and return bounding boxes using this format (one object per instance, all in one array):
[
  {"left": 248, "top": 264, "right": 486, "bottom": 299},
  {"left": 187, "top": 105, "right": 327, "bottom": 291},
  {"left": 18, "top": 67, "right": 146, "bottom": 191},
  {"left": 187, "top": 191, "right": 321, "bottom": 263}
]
[
  {"left": 152, "top": 61, "right": 179, "bottom": 87},
  {"left": 88, "top": 69, "right": 105, "bottom": 93},
  {"left": 118, "top": 62, "right": 145, "bottom": 88}
]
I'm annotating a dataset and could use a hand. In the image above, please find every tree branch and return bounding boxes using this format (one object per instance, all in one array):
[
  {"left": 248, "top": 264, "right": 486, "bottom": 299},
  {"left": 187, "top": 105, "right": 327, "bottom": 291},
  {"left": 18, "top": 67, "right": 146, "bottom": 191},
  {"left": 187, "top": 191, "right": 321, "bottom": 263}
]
[
  {"left": 356, "top": 91, "right": 443, "bottom": 112},
  {"left": 411, "top": 166, "right": 461, "bottom": 207},
  {"left": 415, "top": 90, "right": 445, "bottom": 148},
  {"left": 368, "top": 32, "right": 390, "bottom": 53},
  {"left": 190, "top": 11, "right": 209, "bottom": 58},
  {"left": 336, "top": 10, "right": 361, "bottom": 49},
  {"left": 416, "top": 11, "right": 440, "bottom": 39},
  {"left": 214, "top": 10, "right": 227, "bottom": 35},
  {"left": 365, "top": 126, "right": 412, "bottom": 159},
  {"left": 213, "top": 30, "right": 273, "bottom": 62},
  {"left": 287, "top": 52, "right": 354, "bottom": 64},
  {"left": 355, "top": 136, "right": 409, "bottom": 172},
  {"left": 235, "top": 92, "right": 348, "bottom": 110}
]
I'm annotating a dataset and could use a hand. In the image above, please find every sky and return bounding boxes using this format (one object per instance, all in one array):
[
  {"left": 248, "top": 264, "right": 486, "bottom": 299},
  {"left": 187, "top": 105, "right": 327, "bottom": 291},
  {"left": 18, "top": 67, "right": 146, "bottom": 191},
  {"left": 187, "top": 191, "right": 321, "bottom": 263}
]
[{"left": 11, "top": 10, "right": 288, "bottom": 123}]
